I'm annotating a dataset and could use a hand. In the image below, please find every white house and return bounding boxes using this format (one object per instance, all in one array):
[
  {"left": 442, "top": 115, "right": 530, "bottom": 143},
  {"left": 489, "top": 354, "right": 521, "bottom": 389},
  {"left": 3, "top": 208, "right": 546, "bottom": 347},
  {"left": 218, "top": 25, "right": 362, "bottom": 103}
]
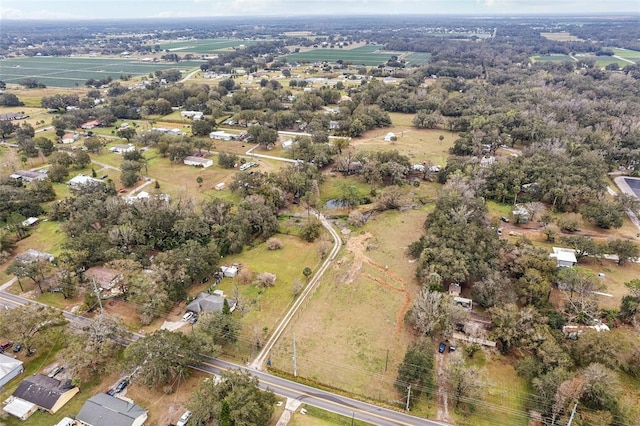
[
  {"left": 209, "top": 131, "right": 237, "bottom": 141},
  {"left": 383, "top": 132, "right": 396, "bottom": 142},
  {"left": 184, "top": 156, "right": 213, "bottom": 168},
  {"left": 61, "top": 133, "right": 79, "bottom": 144},
  {"left": 181, "top": 111, "right": 204, "bottom": 120},
  {"left": 0, "top": 353, "right": 23, "bottom": 389},
  {"left": 550, "top": 247, "right": 578, "bottom": 268},
  {"left": 109, "top": 144, "right": 136, "bottom": 154},
  {"left": 68, "top": 174, "right": 104, "bottom": 190},
  {"left": 220, "top": 265, "right": 238, "bottom": 278}
]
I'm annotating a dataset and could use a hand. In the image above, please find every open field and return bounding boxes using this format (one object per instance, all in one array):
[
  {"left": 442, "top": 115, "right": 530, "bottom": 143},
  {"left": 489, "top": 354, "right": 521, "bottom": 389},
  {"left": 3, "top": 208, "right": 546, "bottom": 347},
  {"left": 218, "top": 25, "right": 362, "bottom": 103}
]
[
  {"left": 0, "top": 57, "right": 204, "bottom": 88},
  {"left": 268, "top": 208, "right": 434, "bottom": 413},
  {"left": 609, "top": 47, "right": 640, "bottom": 61},
  {"left": 289, "top": 405, "right": 373, "bottom": 425},
  {"left": 158, "top": 38, "right": 265, "bottom": 53},
  {"left": 530, "top": 54, "right": 574, "bottom": 62},
  {"left": 540, "top": 32, "right": 584, "bottom": 42},
  {"left": 531, "top": 54, "right": 633, "bottom": 67},
  {"left": 285, "top": 45, "right": 400, "bottom": 66},
  {"left": 404, "top": 52, "right": 432, "bottom": 66}
]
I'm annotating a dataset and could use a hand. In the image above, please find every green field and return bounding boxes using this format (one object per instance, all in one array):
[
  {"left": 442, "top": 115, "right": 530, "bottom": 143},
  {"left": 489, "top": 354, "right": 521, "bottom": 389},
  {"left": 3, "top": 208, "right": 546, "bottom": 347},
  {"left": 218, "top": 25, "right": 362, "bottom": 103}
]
[
  {"left": 531, "top": 54, "right": 574, "bottom": 62},
  {"left": 607, "top": 47, "right": 640, "bottom": 63},
  {"left": 0, "top": 57, "right": 205, "bottom": 88},
  {"left": 531, "top": 53, "right": 634, "bottom": 67},
  {"left": 404, "top": 52, "right": 432, "bottom": 66},
  {"left": 158, "top": 38, "right": 265, "bottom": 53},
  {"left": 285, "top": 45, "right": 400, "bottom": 66}
]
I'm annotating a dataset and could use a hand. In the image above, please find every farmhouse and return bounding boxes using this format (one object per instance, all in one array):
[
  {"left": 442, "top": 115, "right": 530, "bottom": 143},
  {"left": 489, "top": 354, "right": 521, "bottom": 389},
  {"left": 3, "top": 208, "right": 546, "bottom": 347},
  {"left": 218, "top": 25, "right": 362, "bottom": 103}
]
[
  {"left": 9, "top": 170, "right": 48, "bottom": 182},
  {"left": 186, "top": 293, "right": 236, "bottom": 314},
  {"left": 3, "top": 374, "right": 79, "bottom": 419},
  {"left": 80, "top": 119, "right": 104, "bottom": 130},
  {"left": 209, "top": 131, "right": 237, "bottom": 141},
  {"left": 84, "top": 266, "right": 121, "bottom": 291},
  {"left": 109, "top": 144, "right": 136, "bottom": 154},
  {"left": 0, "top": 353, "right": 23, "bottom": 389},
  {"left": 383, "top": 132, "right": 396, "bottom": 142},
  {"left": 76, "top": 393, "right": 148, "bottom": 426},
  {"left": 184, "top": 156, "right": 213, "bottom": 168},
  {"left": 0, "top": 112, "right": 28, "bottom": 121},
  {"left": 181, "top": 111, "right": 204, "bottom": 120},
  {"left": 550, "top": 247, "right": 577, "bottom": 269},
  {"left": 68, "top": 174, "right": 105, "bottom": 189}
]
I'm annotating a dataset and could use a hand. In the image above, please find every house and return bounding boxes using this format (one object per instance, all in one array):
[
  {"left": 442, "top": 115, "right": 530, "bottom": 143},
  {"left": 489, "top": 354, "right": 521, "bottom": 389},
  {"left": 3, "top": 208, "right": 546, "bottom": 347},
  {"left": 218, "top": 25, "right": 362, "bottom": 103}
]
[
  {"left": 181, "top": 111, "right": 204, "bottom": 120},
  {"left": 109, "top": 144, "right": 136, "bottom": 154},
  {"left": 84, "top": 266, "right": 121, "bottom": 291},
  {"left": 209, "top": 131, "right": 237, "bottom": 141},
  {"left": 512, "top": 204, "right": 530, "bottom": 224},
  {"left": 0, "top": 112, "right": 28, "bottom": 121},
  {"left": 61, "top": 133, "right": 79, "bottom": 144},
  {"left": 184, "top": 156, "right": 213, "bottom": 168},
  {"left": 383, "top": 132, "right": 396, "bottom": 142},
  {"left": 80, "top": 120, "right": 103, "bottom": 130},
  {"left": 16, "top": 249, "right": 54, "bottom": 263},
  {"left": 68, "top": 174, "right": 105, "bottom": 189},
  {"left": 124, "top": 191, "right": 170, "bottom": 205},
  {"left": 3, "top": 374, "right": 79, "bottom": 419},
  {"left": 0, "top": 353, "right": 23, "bottom": 388},
  {"left": 76, "top": 393, "right": 148, "bottom": 426},
  {"left": 21, "top": 217, "right": 39, "bottom": 227},
  {"left": 186, "top": 293, "right": 236, "bottom": 314},
  {"left": 9, "top": 170, "right": 48, "bottom": 183},
  {"left": 220, "top": 265, "right": 238, "bottom": 277},
  {"left": 562, "top": 322, "right": 610, "bottom": 338},
  {"left": 550, "top": 247, "right": 577, "bottom": 269}
]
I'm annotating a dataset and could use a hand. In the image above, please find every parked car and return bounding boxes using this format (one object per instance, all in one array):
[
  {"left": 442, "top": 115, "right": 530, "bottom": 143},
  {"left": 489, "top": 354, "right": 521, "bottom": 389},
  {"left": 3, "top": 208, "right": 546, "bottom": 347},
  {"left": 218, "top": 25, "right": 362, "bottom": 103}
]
[
  {"left": 189, "top": 315, "right": 198, "bottom": 325},
  {"left": 438, "top": 342, "right": 447, "bottom": 353},
  {"left": 13, "top": 343, "right": 22, "bottom": 353},
  {"left": 500, "top": 216, "right": 510, "bottom": 223},
  {"left": 239, "top": 163, "right": 251, "bottom": 171},
  {"left": 449, "top": 344, "right": 457, "bottom": 352},
  {"left": 100, "top": 174, "right": 108, "bottom": 179},
  {"left": 182, "top": 312, "right": 194, "bottom": 322},
  {"left": 114, "top": 378, "right": 129, "bottom": 393},
  {"left": 177, "top": 410, "right": 192, "bottom": 426},
  {"left": 0, "top": 340, "right": 14, "bottom": 352}
]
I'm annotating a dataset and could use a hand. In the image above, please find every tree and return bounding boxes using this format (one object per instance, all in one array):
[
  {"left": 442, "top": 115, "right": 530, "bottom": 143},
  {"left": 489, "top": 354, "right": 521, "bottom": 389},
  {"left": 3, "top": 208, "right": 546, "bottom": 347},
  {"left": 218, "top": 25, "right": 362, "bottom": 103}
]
[
  {"left": 123, "top": 329, "right": 201, "bottom": 387},
  {"left": 409, "top": 289, "right": 468, "bottom": 338},
  {"left": 300, "top": 217, "right": 322, "bottom": 242},
  {"left": 117, "top": 127, "right": 137, "bottom": 142},
  {"left": 560, "top": 235, "right": 601, "bottom": 262},
  {"left": 34, "top": 136, "right": 55, "bottom": 156},
  {"left": 447, "top": 351, "right": 484, "bottom": 413},
  {"left": 471, "top": 270, "right": 515, "bottom": 308},
  {"left": 558, "top": 268, "right": 604, "bottom": 324},
  {"left": 7, "top": 258, "right": 52, "bottom": 293},
  {"left": 84, "top": 137, "right": 104, "bottom": 153},
  {"left": 188, "top": 370, "right": 276, "bottom": 426},
  {"left": 302, "top": 266, "right": 312, "bottom": 281},
  {"left": 0, "top": 304, "right": 67, "bottom": 353},
  {"left": 196, "top": 176, "right": 203, "bottom": 187},
  {"left": 192, "top": 119, "right": 215, "bottom": 136},
  {"left": 0, "top": 120, "right": 16, "bottom": 139},
  {"left": 581, "top": 199, "right": 624, "bottom": 229},
  {"left": 61, "top": 313, "right": 129, "bottom": 378},
  {"left": 74, "top": 151, "right": 91, "bottom": 169},
  {"left": 607, "top": 239, "right": 639, "bottom": 266},
  {"left": 218, "top": 152, "right": 239, "bottom": 169},
  {"left": 194, "top": 310, "right": 241, "bottom": 350},
  {"left": 395, "top": 338, "right": 434, "bottom": 407},
  {"left": 48, "top": 163, "right": 69, "bottom": 183}
]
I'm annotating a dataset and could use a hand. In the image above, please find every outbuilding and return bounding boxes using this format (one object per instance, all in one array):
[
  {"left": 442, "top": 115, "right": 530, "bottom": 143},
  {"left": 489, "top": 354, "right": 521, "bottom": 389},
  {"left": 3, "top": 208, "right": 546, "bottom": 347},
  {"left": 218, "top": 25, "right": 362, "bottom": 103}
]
[
  {"left": 184, "top": 156, "right": 213, "bottom": 168},
  {"left": 0, "top": 353, "right": 23, "bottom": 389}
]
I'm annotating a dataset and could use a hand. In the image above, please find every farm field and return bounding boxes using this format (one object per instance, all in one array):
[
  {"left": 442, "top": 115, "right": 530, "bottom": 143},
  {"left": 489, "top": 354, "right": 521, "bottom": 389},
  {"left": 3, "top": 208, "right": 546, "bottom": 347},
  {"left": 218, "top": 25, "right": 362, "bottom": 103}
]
[
  {"left": 607, "top": 47, "right": 640, "bottom": 63},
  {"left": 404, "top": 52, "right": 432, "bottom": 66},
  {"left": 285, "top": 45, "right": 401, "bottom": 66},
  {"left": 0, "top": 57, "right": 205, "bottom": 88},
  {"left": 540, "top": 32, "right": 584, "bottom": 41},
  {"left": 158, "top": 38, "right": 266, "bottom": 53},
  {"left": 531, "top": 54, "right": 632, "bottom": 67}
]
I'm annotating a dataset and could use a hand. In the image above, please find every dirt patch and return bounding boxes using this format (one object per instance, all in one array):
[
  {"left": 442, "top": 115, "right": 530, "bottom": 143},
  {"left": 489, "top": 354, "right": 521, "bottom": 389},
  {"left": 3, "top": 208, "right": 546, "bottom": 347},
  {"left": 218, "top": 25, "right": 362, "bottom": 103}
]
[{"left": 435, "top": 351, "right": 451, "bottom": 423}]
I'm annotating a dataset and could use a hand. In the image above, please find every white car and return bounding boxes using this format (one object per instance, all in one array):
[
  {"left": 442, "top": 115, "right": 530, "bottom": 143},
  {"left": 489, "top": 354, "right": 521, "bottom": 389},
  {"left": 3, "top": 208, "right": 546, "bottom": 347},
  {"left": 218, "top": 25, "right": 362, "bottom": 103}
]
[
  {"left": 177, "top": 410, "right": 191, "bottom": 426},
  {"left": 239, "top": 163, "right": 251, "bottom": 171},
  {"left": 182, "top": 312, "right": 194, "bottom": 322}
]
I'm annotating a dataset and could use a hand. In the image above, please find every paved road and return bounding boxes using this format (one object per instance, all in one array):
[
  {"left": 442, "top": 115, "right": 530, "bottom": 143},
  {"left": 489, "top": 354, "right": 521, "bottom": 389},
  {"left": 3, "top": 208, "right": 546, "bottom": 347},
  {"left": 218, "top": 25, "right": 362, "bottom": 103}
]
[{"left": 0, "top": 290, "right": 447, "bottom": 425}]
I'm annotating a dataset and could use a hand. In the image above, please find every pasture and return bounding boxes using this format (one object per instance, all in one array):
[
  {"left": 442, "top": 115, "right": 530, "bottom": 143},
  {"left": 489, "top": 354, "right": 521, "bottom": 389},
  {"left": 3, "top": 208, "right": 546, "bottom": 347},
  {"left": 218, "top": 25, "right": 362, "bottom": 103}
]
[
  {"left": 608, "top": 47, "right": 640, "bottom": 63},
  {"left": 540, "top": 32, "right": 584, "bottom": 42},
  {"left": 158, "top": 38, "right": 264, "bottom": 53},
  {"left": 285, "top": 45, "right": 400, "bottom": 66},
  {"left": 0, "top": 57, "right": 205, "bottom": 88},
  {"left": 404, "top": 52, "right": 432, "bottom": 66}
]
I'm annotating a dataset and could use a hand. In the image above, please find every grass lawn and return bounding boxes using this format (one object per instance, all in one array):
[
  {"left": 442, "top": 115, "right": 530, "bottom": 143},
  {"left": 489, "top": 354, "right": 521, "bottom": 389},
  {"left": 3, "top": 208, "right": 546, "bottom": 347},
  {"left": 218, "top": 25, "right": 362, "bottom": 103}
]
[
  {"left": 268, "top": 208, "right": 431, "bottom": 410},
  {"left": 208, "top": 233, "right": 324, "bottom": 361},
  {"left": 289, "top": 405, "right": 374, "bottom": 426}
]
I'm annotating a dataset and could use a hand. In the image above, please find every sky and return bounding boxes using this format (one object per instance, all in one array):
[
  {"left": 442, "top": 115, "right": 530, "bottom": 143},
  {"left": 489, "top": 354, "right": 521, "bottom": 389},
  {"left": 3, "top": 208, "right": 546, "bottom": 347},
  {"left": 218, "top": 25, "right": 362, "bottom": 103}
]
[{"left": 0, "top": 0, "right": 638, "bottom": 20}]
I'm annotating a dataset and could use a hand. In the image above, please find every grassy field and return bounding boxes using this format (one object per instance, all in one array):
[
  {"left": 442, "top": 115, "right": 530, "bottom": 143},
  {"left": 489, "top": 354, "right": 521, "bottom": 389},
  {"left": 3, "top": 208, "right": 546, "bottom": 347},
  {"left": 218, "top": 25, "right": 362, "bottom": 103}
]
[
  {"left": 540, "top": 32, "right": 584, "bottom": 42},
  {"left": 158, "top": 38, "right": 265, "bottom": 53},
  {"left": 289, "top": 405, "right": 374, "bottom": 426},
  {"left": 530, "top": 54, "right": 574, "bottom": 62},
  {"left": 268, "top": 208, "right": 434, "bottom": 412},
  {"left": 0, "top": 57, "right": 204, "bottom": 88},
  {"left": 404, "top": 52, "right": 432, "bottom": 66},
  {"left": 285, "top": 45, "right": 399, "bottom": 66}
]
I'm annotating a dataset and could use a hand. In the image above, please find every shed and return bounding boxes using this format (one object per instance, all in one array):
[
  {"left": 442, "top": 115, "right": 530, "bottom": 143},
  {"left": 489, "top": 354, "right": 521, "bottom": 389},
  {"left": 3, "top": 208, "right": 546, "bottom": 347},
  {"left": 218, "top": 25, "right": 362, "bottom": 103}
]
[
  {"left": 220, "top": 265, "right": 238, "bottom": 277},
  {"left": 215, "top": 182, "right": 226, "bottom": 191},
  {"left": 76, "top": 393, "right": 148, "bottom": 426},
  {"left": 0, "top": 353, "right": 23, "bottom": 388},
  {"left": 550, "top": 247, "right": 577, "bottom": 268},
  {"left": 281, "top": 139, "right": 293, "bottom": 149},
  {"left": 21, "top": 217, "right": 39, "bottom": 227}
]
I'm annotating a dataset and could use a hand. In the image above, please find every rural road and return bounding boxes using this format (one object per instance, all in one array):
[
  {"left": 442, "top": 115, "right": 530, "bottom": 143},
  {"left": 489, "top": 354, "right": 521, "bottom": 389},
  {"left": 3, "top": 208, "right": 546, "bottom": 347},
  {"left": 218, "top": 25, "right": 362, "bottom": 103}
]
[
  {"left": 0, "top": 290, "right": 448, "bottom": 426},
  {"left": 250, "top": 211, "right": 342, "bottom": 370}
]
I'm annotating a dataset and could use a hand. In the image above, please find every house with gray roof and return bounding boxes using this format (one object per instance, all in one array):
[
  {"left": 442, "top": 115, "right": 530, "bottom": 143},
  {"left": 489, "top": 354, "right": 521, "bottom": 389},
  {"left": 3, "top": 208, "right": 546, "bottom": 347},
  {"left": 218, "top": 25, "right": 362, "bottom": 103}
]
[
  {"left": 3, "top": 374, "right": 79, "bottom": 419},
  {"left": 186, "top": 293, "right": 236, "bottom": 314},
  {"left": 76, "top": 393, "right": 148, "bottom": 426}
]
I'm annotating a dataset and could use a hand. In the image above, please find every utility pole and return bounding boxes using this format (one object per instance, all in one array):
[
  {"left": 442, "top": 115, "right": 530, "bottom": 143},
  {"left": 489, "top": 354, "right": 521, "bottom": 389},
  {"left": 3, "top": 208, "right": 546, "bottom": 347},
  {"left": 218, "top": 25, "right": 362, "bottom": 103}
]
[
  {"left": 385, "top": 348, "right": 389, "bottom": 372},
  {"left": 405, "top": 384, "right": 411, "bottom": 411},
  {"left": 567, "top": 402, "right": 578, "bottom": 426},
  {"left": 92, "top": 279, "right": 103, "bottom": 312},
  {"left": 293, "top": 334, "right": 297, "bottom": 377}
]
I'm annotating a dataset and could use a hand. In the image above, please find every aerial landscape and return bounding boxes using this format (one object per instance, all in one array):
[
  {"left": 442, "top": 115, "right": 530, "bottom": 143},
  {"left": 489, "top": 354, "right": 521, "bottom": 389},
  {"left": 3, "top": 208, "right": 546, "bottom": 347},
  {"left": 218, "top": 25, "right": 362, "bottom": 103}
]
[{"left": 1, "top": 1, "right": 640, "bottom": 425}]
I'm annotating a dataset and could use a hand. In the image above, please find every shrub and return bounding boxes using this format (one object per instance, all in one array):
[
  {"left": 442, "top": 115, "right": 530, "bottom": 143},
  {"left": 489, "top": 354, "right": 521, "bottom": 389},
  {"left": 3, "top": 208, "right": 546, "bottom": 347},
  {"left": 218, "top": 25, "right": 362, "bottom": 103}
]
[
  {"left": 266, "top": 237, "right": 283, "bottom": 250},
  {"left": 237, "top": 268, "right": 253, "bottom": 285},
  {"left": 256, "top": 272, "right": 276, "bottom": 288}
]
